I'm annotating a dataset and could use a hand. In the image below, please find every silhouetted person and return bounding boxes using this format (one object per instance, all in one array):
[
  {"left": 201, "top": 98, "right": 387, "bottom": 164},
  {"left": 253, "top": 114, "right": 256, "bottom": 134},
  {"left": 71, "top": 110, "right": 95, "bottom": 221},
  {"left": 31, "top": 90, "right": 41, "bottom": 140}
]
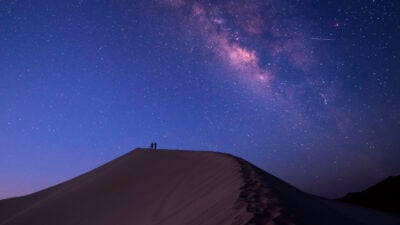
[
  {"left": 154, "top": 142, "right": 157, "bottom": 150},
  {"left": 150, "top": 143, "right": 154, "bottom": 149}
]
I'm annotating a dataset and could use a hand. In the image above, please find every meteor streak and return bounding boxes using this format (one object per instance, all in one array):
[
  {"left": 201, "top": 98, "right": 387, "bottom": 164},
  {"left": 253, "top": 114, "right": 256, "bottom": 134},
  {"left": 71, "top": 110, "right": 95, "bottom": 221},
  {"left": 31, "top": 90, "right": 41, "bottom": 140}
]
[{"left": 311, "top": 37, "right": 335, "bottom": 41}]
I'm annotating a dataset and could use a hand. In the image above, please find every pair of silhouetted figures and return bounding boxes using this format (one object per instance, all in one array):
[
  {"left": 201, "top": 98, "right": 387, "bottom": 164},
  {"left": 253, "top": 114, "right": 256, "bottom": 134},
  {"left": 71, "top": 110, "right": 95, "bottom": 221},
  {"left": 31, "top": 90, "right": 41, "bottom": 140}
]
[{"left": 150, "top": 142, "right": 157, "bottom": 150}]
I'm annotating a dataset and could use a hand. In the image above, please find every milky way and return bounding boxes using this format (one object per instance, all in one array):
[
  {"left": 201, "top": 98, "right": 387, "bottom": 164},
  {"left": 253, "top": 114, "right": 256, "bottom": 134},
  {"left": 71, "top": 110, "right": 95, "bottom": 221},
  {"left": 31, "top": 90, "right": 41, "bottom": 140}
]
[
  {"left": 0, "top": 0, "right": 399, "bottom": 199},
  {"left": 161, "top": 0, "right": 339, "bottom": 130},
  {"left": 163, "top": 0, "right": 313, "bottom": 94}
]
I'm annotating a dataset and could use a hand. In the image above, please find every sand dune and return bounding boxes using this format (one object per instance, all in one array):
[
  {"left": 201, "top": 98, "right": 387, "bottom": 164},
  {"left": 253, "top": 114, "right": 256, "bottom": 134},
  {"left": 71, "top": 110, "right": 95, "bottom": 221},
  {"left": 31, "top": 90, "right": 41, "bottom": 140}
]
[{"left": 0, "top": 149, "right": 399, "bottom": 225}]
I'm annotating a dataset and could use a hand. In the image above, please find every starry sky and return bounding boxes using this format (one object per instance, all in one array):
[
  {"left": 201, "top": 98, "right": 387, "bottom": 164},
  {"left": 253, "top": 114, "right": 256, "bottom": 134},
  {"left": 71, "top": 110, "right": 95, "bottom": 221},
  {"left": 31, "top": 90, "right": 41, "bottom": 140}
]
[{"left": 0, "top": 0, "right": 399, "bottom": 199}]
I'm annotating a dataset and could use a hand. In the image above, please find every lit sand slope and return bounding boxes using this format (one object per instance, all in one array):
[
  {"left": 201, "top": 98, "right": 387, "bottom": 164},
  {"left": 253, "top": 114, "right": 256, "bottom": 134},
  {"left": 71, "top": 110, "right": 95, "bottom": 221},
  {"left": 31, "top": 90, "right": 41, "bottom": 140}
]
[{"left": 1, "top": 149, "right": 399, "bottom": 225}]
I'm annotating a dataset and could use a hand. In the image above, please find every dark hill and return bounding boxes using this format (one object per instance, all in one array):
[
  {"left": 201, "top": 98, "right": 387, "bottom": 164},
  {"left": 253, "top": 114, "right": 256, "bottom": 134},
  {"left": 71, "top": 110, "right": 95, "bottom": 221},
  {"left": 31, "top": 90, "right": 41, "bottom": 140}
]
[{"left": 341, "top": 175, "right": 400, "bottom": 213}]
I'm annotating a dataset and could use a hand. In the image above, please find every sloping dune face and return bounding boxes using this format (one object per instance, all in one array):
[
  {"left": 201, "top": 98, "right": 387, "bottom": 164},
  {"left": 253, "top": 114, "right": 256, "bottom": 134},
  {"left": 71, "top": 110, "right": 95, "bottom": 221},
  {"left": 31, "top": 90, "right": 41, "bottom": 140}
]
[
  {"left": 1, "top": 149, "right": 400, "bottom": 225},
  {"left": 0, "top": 149, "right": 254, "bottom": 225}
]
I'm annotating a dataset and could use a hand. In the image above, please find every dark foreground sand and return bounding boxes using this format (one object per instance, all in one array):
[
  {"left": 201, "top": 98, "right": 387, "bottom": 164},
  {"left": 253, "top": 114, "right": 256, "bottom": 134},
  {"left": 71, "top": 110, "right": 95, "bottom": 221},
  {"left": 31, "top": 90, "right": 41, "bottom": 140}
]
[{"left": 0, "top": 149, "right": 399, "bottom": 225}]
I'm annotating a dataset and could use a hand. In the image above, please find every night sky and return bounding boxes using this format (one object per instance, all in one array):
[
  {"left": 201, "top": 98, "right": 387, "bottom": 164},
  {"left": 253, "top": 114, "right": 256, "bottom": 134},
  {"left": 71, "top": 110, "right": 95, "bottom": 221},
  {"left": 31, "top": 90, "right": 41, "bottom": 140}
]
[{"left": 1, "top": 0, "right": 399, "bottom": 199}]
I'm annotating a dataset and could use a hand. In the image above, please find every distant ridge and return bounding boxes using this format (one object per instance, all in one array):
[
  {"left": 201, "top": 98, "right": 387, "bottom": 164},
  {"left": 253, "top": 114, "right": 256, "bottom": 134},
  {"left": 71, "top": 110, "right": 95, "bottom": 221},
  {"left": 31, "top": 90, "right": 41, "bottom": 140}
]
[
  {"left": 0, "top": 148, "right": 399, "bottom": 225},
  {"left": 341, "top": 175, "right": 400, "bottom": 213}
]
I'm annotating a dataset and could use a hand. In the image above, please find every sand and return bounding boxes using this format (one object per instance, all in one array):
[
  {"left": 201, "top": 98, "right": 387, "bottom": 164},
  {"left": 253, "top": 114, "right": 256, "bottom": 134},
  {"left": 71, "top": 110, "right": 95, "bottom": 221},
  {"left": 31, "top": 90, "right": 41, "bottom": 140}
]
[{"left": 0, "top": 149, "right": 399, "bottom": 225}]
